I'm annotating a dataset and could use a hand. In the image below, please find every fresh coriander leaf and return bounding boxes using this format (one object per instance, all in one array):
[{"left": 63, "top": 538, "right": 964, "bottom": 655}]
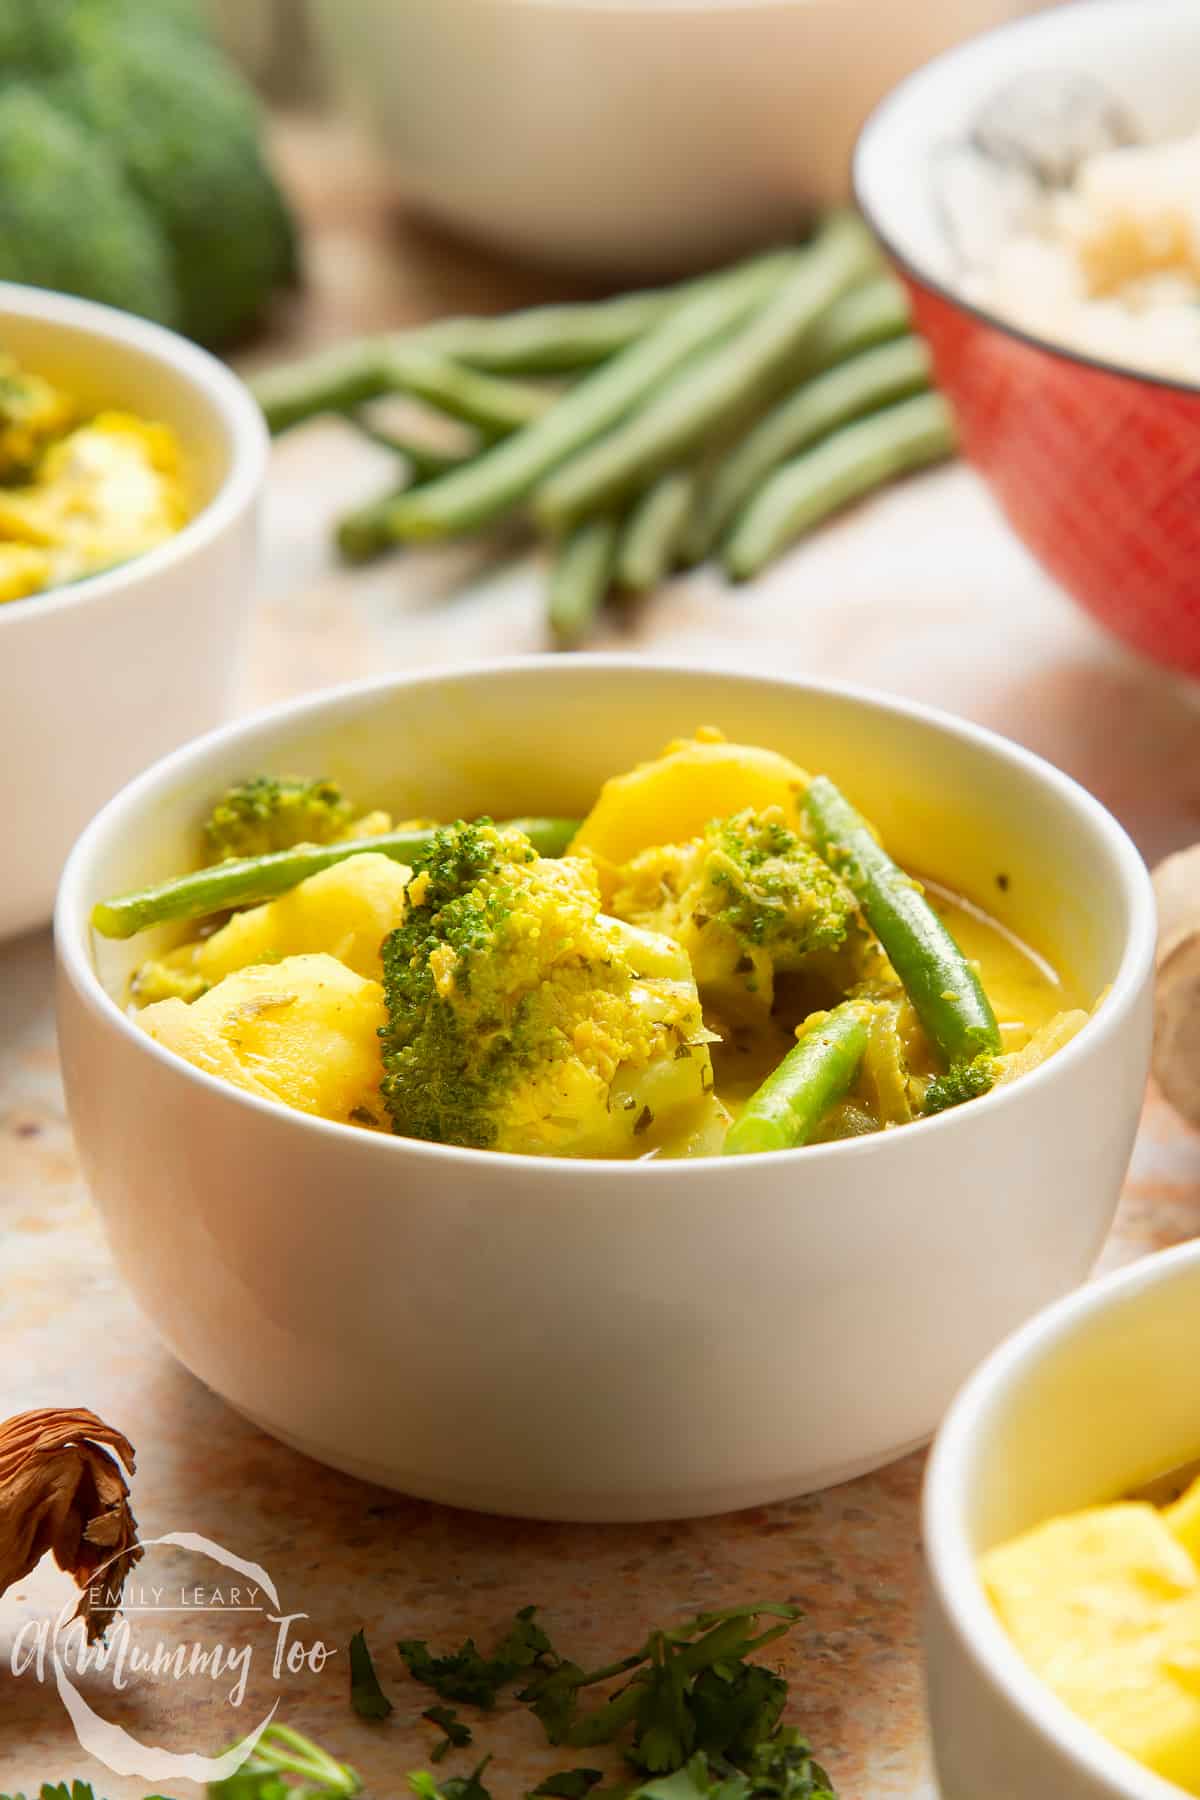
[
  {"left": 424, "top": 1704, "right": 472, "bottom": 1762},
  {"left": 627, "top": 1758, "right": 746, "bottom": 1800},
  {"left": 521, "top": 1659, "right": 590, "bottom": 1743},
  {"left": 400, "top": 1636, "right": 509, "bottom": 1709},
  {"left": 350, "top": 1629, "right": 394, "bottom": 1720},
  {"left": 629, "top": 1645, "right": 695, "bottom": 1775},
  {"left": 495, "top": 1605, "right": 557, "bottom": 1672},
  {"left": 431, "top": 1756, "right": 492, "bottom": 1800},
  {"left": 528, "top": 1772, "right": 604, "bottom": 1798},
  {"left": 742, "top": 1730, "right": 837, "bottom": 1798},
  {"left": 689, "top": 1664, "right": 788, "bottom": 1765}
]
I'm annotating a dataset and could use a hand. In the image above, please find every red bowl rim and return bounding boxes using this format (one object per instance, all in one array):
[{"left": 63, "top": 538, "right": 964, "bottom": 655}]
[{"left": 851, "top": 2, "right": 1200, "bottom": 405}]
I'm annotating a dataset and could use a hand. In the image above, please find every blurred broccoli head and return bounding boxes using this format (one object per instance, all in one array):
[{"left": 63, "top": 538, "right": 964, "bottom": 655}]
[
  {"left": 612, "top": 806, "right": 858, "bottom": 1014},
  {"left": 922, "top": 1052, "right": 996, "bottom": 1116},
  {"left": 0, "top": 86, "right": 177, "bottom": 328},
  {"left": 50, "top": 22, "right": 297, "bottom": 345},
  {"left": 0, "top": 0, "right": 297, "bottom": 346},
  {"left": 203, "top": 776, "right": 356, "bottom": 862},
  {"left": 379, "top": 821, "right": 722, "bottom": 1156}
]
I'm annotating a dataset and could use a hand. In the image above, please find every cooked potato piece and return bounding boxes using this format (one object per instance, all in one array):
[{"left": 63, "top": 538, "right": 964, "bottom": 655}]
[
  {"left": 137, "top": 953, "right": 387, "bottom": 1125},
  {"left": 571, "top": 727, "right": 810, "bottom": 890},
  {"left": 132, "top": 852, "right": 412, "bottom": 1004}
]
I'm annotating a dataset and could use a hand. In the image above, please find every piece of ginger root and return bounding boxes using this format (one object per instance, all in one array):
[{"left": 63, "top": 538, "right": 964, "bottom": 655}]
[
  {"left": 0, "top": 1407, "right": 141, "bottom": 1642},
  {"left": 1153, "top": 846, "right": 1200, "bottom": 1129}
]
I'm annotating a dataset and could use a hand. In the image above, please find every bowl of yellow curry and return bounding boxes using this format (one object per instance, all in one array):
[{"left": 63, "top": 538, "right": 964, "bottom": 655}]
[
  {"left": 925, "top": 1240, "right": 1200, "bottom": 1800},
  {"left": 55, "top": 659, "right": 1154, "bottom": 1520},
  {"left": 0, "top": 283, "right": 266, "bottom": 939}
]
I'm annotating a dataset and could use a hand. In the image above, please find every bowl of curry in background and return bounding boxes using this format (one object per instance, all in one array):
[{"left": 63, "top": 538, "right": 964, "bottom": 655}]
[
  {"left": 55, "top": 659, "right": 1155, "bottom": 1521},
  {"left": 0, "top": 283, "right": 266, "bottom": 941}
]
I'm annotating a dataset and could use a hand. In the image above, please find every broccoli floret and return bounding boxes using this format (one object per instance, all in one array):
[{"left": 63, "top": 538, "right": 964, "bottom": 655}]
[
  {"left": 612, "top": 806, "right": 857, "bottom": 1014},
  {"left": 0, "top": 354, "right": 76, "bottom": 481},
  {"left": 0, "top": 1, "right": 296, "bottom": 346},
  {"left": 203, "top": 776, "right": 356, "bottom": 862},
  {"left": 0, "top": 86, "right": 177, "bottom": 327},
  {"left": 923, "top": 1052, "right": 997, "bottom": 1116},
  {"left": 50, "top": 22, "right": 297, "bottom": 345},
  {"left": 379, "top": 821, "right": 721, "bottom": 1156}
]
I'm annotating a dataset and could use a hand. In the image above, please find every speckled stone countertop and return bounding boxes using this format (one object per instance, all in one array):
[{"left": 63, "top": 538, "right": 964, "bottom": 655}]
[{"left": 3, "top": 118, "right": 1200, "bottom": 1797}]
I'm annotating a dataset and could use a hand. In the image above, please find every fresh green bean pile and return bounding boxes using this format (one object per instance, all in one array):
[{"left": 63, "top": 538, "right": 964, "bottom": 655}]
[{"left": 252, "top": 214, "right": 956, "bottom": 649}]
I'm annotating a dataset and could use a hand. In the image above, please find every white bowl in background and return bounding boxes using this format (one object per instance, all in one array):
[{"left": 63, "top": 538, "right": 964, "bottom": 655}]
[
  {"left": 308, "top": 0, "right": 1042, "bottom": 278},
  {"left": 56, "top": 659, "right": 1154, "bottom": 1521},
  {"left": 0, "top": 285, "right": 266, "bottom": 941},
  {"left": 925, "top": 1241, "right": 1200, "bottom": 1800}
]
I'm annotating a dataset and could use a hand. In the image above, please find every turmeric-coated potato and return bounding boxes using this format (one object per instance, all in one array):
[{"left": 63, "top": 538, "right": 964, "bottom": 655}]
[
  {"left": 138, "top": 953, "right": 387, "bottom": 1126},
  {"left": 570, "top": 727, "right": 810, "bottom": 891}
]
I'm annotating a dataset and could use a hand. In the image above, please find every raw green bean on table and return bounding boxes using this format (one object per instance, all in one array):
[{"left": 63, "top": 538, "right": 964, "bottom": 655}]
[
  {"left": 90, "top": 818, "right": 581, "bottom": 939},
  {"left": 381, "top": 345, "right": 555, "bottom": 436},
  {"left": 337, "top": 483, "right": 413, "bottom": 563},
  {"left": 614, "top": 469, "right": 696, "bottom": 591},
  {"left": 348, "top": 415, "right": 469, "bottom": 483},
  {"left": 419, "top": 276, "right": 711, "bottom": 373},
  {"left": 381, "top": 249, "right": 799, "bottom": 542},
  {"left": 547, "top": 516, "right": 620, "bottom": 650},
  {"left": 804, "top": 775, "right": 1002, "bottom": 1069},
  {"left": 533, "top": 214, "right": 881, "bottom": 530},
  {"left": 800, "top": 276, "right": 912, "bottom": 376},
  {"left": 689, "top": 335, "right": 932, "bottom": 559},
  {"left": 723, "top": 1001, "right": 871, "bottom": 1155},
  {"left": 252, "top": 339, "right": 394, "bottom": 434},
  {"left": 723, "top": 391, "right": 956, "bottom": 580}
]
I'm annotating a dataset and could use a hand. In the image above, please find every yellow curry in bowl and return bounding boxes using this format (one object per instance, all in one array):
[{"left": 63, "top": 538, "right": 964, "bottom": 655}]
[
  {"left": 0, "top": 350, "right": 188, "bottom": 603},
  {"left": 90, "top": 729, "right": 1086, "bottom": 1158}
]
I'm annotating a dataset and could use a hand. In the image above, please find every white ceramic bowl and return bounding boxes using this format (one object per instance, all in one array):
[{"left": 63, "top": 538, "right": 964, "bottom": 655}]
[
  {"left": 56, "top": 660, "right": 1154, "bottom": 1522},
  {"left": 308, "top": 0, "right": 1040, "bottom": 277},
  {"left": 0, "top": 284, "right": 266, "bottom": 941},
  {"left": 925, "top": 1240, "right": 1200, "bottom": 1800}
]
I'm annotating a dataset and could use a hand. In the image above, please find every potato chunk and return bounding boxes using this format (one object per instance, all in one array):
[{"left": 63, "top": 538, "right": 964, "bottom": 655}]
[
  {"left": 571, "top": 728, "right": 810, "bottom": 890},
  {"left": 138, "top": 953, "right": 387, "bottom": 1126},
  {"left": 982, "top": 1503, "right": 1200, "bottom": 1789}
]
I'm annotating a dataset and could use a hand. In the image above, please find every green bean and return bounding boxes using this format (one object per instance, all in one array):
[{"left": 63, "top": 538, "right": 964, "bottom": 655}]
[
  {"left": 547, "top": 517, "right": 619, "bottom": 650},
  {"left": 800, "top": 275, "right": 912, "bottom": 376},
  {"left": 614, "top": 470, "right": 696, "bottom": 591},
  {"left": 383, "top": 250, "right": 798, "bottom": 542},
  {"left": 723, "top": 1001, "right": 871, "bottom": 1154},
  {"left": 420, "top": 278, "right": 711, "bottom": 373},
  {"left": 723, "top": 392, "right": 956, "bottom": 580},
  {"left": 804, "top": 775, "right": 1001, "bottom": 1068},
  {"left": 336, "top": 483, "right": 412, "bottom": 563},
  {"left": 252, "top": 340, "right": 393, "bottom": 434},
  {"left": 688, "top": 336, "right": 931, "bottom": 559},
  {"left": 347, "top": 415, "right": 470, "bottom": 482},
  {"left": 382, "top": 346, "right": 555, "bottom": 436},
  {"left": 534, "top": 215, "right": 880, "bottom": 531},
  {"left": 90, "top": 818, "right": 581, "bottom": 940}
]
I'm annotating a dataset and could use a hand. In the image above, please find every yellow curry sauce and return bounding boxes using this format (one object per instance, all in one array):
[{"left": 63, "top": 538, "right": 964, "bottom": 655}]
[{"left": 0, "top": 351, "right": 188, "bottom": 603}]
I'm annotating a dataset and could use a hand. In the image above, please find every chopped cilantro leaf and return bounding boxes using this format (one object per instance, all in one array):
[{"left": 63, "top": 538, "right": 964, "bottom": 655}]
[
  {"left": 349, "top": 1629, "right": 394, "bottom": 1720},
  {"left": 528, "top": 1773, "right": 604, "bottom": 1799},
  {"left": 424, "top": 1704, "right": 473, "bottom": 1762}
]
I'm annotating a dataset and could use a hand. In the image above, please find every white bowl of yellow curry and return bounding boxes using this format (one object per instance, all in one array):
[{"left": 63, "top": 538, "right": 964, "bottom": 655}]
[
  {"left": 0, "top": 283, "right": 265, "bottom": 938},
  {"left": 925, "top": 1238, "right": 1200, "bottom": 1800},
  {"left": 55, "top": 659, "right": 1155, "bottom": 1520}
]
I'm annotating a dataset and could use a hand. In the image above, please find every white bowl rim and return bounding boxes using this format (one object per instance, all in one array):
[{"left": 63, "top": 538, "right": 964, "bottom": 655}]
[
  {"left": 56, "top": 654, "right": 1157, "bottom": 1178},
  {"left": 924, "top": 1236, "right": 1200, "bottom": 1800},
  {"left": 852, "top": 0, "right": 1200, "bottom": 402},
  {"left": 0, "top": 281, "right": 268, "bottom": 627}
]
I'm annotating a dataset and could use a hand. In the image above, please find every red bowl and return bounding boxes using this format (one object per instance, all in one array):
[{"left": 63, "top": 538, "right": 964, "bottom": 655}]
[{"left": 854, "top": 0, "right": 1200, "bottom": 677}]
